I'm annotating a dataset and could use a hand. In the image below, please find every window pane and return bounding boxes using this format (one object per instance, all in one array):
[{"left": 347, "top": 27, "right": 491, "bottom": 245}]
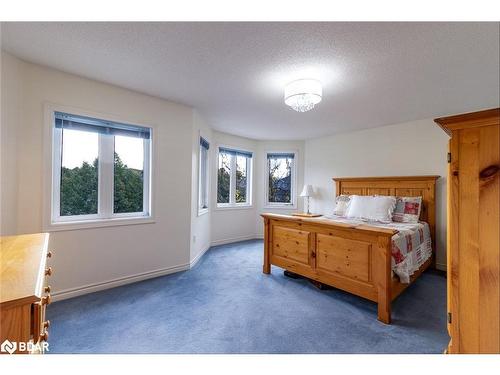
[
  {"left": 114, "top": 136, "right": 144, "bottom": 213},
  {"left": 199, "top": 145, "right": 208, "bottom": 209},
  {"left": 217, "top": 151, "right": 231, "bottom": 204},
  {"left": 236, "top": 155, "right": 248, "bottom": 203},
  {"left": 268, "top": 156, "right": 292, "bottom": 203},
  {"left": 60, "top": 129, "right": 99, "bottom": 216}
]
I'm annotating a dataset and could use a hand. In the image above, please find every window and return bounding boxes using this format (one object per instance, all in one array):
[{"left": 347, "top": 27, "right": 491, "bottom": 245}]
[
  {"left": 198, "top": 137, "right": 210, "bottom": 214},
  {"left": 266, "top": 152, "right": 296, "bottom": 207},
  {"left": 52, "top": 111, "right": 151, "bottom": 224},
  {"left": 217, "top": 147, "right": 252, "bottom": 207}
]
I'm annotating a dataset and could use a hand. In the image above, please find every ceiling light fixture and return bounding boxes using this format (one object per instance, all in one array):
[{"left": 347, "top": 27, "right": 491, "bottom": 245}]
[{"left": 284, "top": 79, "right": 322, "bottom": 113}]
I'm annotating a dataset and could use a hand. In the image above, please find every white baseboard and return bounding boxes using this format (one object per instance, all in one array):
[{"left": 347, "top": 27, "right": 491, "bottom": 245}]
[
  {"left": 189, "top": 244, "right": 211, "bottom": 268},
  {"left": 52, "top": 244, "right": 217, "bottom": 302},
  {"left": 210, "top": 234, "right": 260, "bottom": 247},
  {"left": 51, "top": 237, "right": 261, "bottom": 302},
  {"left": 435, "top": 262, "right": 446, "bottom": 272},
  {"left": 51, "top": 263, "right": 190, "bottom": 302}
]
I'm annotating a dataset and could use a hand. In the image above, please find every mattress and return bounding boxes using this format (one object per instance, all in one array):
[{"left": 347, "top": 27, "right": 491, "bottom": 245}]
[{"left": 324, "top": 216, "right": 433, "bottom": 283}]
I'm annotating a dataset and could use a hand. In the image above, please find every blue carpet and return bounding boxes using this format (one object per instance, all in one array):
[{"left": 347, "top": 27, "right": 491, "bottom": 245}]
[{"left": 46, "top": 240, "right": 448, "bottom": 353}]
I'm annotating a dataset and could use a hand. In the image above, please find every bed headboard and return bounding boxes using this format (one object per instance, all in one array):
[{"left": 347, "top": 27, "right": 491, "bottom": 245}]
[{"left": 332, "top": 176, "right": 439, "bottom": 254}]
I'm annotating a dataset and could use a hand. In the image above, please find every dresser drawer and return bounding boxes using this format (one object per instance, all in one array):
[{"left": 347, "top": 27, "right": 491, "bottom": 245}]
[
  {"left": 31, "top": 258, "right": 52, "bottom": 348},
  {"left": 31, "top": 302, "right": 44, "bottom": 341},
  {"left": 29, "top": 300, "right": 49, "bottom": 354},
  {"left": 31, "top": 296, "right": 50, "bottom": 343},
  {"left": 1, "top": 233, "right": 51, "bottom": 354}
]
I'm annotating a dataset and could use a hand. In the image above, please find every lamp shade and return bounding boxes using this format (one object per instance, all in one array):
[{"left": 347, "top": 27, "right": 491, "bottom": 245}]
[{"left": 300, "top": 184, "right": 314, "bottom": 197}]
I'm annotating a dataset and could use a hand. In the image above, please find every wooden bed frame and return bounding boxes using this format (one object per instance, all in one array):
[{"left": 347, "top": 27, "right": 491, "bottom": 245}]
[{"left": 261, "top": 176, "right": 439, "bottom": 324}]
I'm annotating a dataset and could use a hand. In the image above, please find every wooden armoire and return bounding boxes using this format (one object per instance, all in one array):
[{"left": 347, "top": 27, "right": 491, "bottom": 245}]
[{"left": 435, "top": 108, "right": 500, "bottom": 354}]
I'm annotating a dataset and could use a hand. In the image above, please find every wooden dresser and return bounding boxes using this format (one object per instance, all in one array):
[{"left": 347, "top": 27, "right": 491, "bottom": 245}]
[
  {"left": 0, "top": 233, "right": 52, "bottom": 354},
  {"left": 435, "top": 108, "right": 500, "bottom": 354}
]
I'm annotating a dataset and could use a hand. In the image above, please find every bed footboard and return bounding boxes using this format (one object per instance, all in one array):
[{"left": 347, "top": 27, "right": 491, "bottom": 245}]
[{"left": 262, "top": 214, "right": 397, "bottom": 324}]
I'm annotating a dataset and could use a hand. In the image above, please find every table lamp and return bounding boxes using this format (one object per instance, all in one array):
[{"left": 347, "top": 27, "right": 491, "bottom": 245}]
[{"left": 300, "top": 184, "right": 314, "bottom": 214}]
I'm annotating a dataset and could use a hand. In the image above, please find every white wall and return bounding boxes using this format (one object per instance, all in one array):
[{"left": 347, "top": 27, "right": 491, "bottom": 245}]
[
  {"left": 304, "top": 119, "right": 449, "bottom": 269},
  {"left": 190, "top": 110, "right": 212, "bottom": 264},
  {"left": 0, "top": 52, "right": 22, "bottom": 235},
  {"left": 1, "top": 52, "right": 198, "bottom": 298}
]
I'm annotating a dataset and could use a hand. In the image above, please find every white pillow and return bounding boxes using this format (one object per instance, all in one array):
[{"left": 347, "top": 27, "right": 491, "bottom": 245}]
[
  {"left": 345, "top": 195, "right": 397, "bottom": 223},
  {"left": 333, "top": 195, "right": 350, "bottom": 216}
]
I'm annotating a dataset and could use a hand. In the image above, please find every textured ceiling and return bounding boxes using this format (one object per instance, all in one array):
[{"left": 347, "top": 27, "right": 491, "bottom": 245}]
[{"left": 1, "top": 22, "right": 499, "bottom": 140}]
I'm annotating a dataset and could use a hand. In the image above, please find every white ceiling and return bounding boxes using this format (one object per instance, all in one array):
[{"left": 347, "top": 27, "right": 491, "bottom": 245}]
[{"left": 1, "top": 22, "right": 499, "bottom": 140}]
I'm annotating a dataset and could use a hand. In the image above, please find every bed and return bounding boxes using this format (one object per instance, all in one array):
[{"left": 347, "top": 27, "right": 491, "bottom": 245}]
[{"left": 261, "top": 176, "right": 439, "bottom": 324}]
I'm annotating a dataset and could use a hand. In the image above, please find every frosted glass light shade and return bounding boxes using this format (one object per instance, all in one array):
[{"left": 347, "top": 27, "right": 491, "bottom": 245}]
[
  {"left": 284, "top": 79, "right": 322, "bottom": 112},
  {"left": 300, "top": 184, "right": 314, "bottom": 197}
]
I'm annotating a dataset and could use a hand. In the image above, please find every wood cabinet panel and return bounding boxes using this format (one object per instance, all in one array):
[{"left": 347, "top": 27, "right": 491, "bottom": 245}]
[
  {"left": 340, "top": 187, "right": 364, "bottom": 195},
  {"left": 456, "top": 123, "right": 500, "bottom": 353},
  {"left": 478, "top": 125, "right": 499, "bottom": 352},
  {"left": 272, "top": 225, "right": 311, "bottom": 265},
  {"left": 436, "top": 108, "right": 500, "bottom": 354},
  {"left": 447, "top": 136, "right": 460, "bottom": 353},
  {"left": 394, "top": 188, "right": 425, "bottom": 197},
  {"left": 458, "top": 127, "right": 481, "bottom": 352},
  {"left": 316, "top": 234, "right": 371, "bottom": 283},
  {"left": 366, "top": 188, "right": 391, "bottom": 196},
  {"left": 0, "top": 305, "right": 31, "bottom": 347}
]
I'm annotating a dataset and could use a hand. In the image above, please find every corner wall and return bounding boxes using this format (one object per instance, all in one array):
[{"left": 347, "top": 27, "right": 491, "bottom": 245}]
[
  {"left": 190, "top": 110, "right": 213, "bottom": 265},
  {"left": 209, "top": 132, "right": 306, "bottom": 245},
  {"left": 1, "top": 51, "right": 197, "bottom": 299},
  {"left": 210, "top": 131, "right": 259, "bottom": 245}
]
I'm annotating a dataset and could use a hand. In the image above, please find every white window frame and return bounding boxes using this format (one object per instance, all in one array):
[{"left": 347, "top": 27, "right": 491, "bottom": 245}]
[
  {"left": 43, "top": 104, "right": 155, "bottom": 231},
  {"left": 264, "top": 151, "right": 297, "bottom": 209},
  {"left": 198, "top": 135, "right": 210, "bottom": 216},
  {"left": 216, "top": 145, "right": 253, "bottom": 210}
]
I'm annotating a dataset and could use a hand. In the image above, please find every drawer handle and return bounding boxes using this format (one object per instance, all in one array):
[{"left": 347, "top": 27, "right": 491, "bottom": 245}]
[
  {"left": 44, "top": 285, "right": 51, "bottom": 293},
  {"left": 40, "top": 330, "right": 49, "bottom": 342},
  {"left": 45, "top": 267, "right": 52, "bottom": 276},
  {"left": 47, "top": 251, "right": 53, "bottom": 258},
  {"left": 41, "top": 294, "right": 51, "bottom": 306},
  {"left": 43, "top": 320, "right": 50, "bottom": 329}
]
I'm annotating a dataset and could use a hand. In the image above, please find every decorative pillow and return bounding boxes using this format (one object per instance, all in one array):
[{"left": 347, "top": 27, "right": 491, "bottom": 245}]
[
  {"left": 345, "top": 195, "right": 397, "bottom": 223},
  {"left": 333, "top": 195, "right": 350, "bottom": 216},
  {"left": 392, "top": 196, "right": 422, "bottom": 223}
]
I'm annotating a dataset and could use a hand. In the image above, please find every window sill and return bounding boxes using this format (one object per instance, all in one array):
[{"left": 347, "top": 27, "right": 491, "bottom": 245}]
[
  {"left": 263, "top": 204, "right": 297, "bottom": 210},
  {"left": 197, "top": 208, "right": 209, "bottom": 217},
  {"left": 215, "top": 204, "right": 254, "bottom": 211},
  {"left": 45, "top": 216, "right": 155, "bottom": 232}
]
